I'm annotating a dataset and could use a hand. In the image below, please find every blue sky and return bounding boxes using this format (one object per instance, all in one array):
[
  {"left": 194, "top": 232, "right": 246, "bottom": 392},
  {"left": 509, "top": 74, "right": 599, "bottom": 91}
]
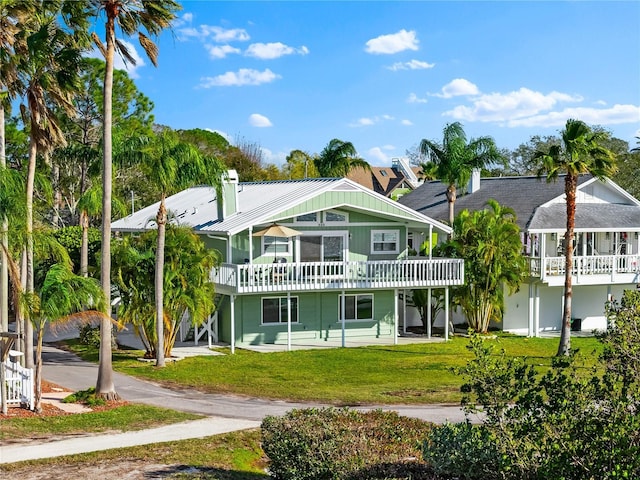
[{"left": 101, "top": 1, "right": 640, "bottom": 166}]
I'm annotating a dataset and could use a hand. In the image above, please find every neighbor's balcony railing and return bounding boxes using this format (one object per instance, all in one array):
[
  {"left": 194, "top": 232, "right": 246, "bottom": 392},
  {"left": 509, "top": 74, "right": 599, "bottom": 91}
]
[
  {"left": 212, "top": 258, "right": 464, "bottom": 294},
  {"left": 529, "top": 254, "right": 640, "bottom": 284}
]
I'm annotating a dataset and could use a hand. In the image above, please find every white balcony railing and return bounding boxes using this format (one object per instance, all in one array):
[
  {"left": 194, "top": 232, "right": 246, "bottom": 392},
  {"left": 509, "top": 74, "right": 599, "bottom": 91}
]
[
  {"left": 212, "top": 258, "right": 464, "bottom": 294},
  {"left": 529, "top": 254, "right": 640, "bottom": 284}
]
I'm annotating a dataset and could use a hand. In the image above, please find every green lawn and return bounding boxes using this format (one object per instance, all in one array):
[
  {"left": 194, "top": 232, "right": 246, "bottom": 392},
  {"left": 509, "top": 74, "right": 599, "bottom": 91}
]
[
  {"left": 0, "top": 405, "right": 201, "bottom": 443},
  {"left": 0, "top": 429, "right": 267, "bottom": 479},
  {"left": 67, "top": 335, "right": 602, "bottom": 405}
]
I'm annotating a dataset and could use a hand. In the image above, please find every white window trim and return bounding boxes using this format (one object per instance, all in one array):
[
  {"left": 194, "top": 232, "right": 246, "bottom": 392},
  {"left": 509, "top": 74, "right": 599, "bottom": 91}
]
[
  {"left": 370, "top": 229, "right": 400, "bottom": 255},
  {"left": 261, "top": 296, "right": 299, "bottom": 325},
  {"left": 324, "top": 209, "right": 348, "bottom": 224},
  {"left": 262, "top": 236, "right": 292, "bottom": 256},
  {"left": 338, "top": 294, "right": 374, "bottom": 322}
]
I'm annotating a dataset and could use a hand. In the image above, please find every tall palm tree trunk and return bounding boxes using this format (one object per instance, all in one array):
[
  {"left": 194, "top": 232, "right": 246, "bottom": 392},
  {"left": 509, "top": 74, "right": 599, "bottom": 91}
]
[
  {"left": 155, "top": 195, "right": 167, "bottom": 367},
  {"left": 80, "top": 209, "right": 89, "bottom": 277},
  {"left": 446, "top": 185, "right": 457, "bottom": 237},
  {"left": 24, "top": 138, "right": 37, "bottom": 368},
  {"left": 0, "top": 101, "right": 8, "bottom": 333},
  {"left": 558, "top": 174, "right": 577, "bottom": 356},
  {"left": 96, "top": 12, "right": 117, "bottom": 399}
]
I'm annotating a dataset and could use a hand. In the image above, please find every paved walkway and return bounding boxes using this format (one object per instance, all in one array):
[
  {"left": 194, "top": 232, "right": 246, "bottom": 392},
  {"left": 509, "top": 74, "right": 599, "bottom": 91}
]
[{"left": 0, "top": 344, "right": 471, "bottom": 465}]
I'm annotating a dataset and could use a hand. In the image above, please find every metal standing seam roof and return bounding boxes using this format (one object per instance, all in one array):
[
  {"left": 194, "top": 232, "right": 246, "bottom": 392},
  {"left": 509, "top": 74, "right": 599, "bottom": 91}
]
[
  {"left": 112, "top": 177, "right": 452, "bottom": 235},
  {"left": 398, "top": 174, "right": 598, "bottom": 231}
]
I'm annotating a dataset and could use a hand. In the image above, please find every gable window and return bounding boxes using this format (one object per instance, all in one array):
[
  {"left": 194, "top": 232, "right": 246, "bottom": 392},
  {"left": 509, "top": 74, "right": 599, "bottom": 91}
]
[
  {"left": 262, "top": 297, "right": 298, "bottom": 324},
  {"left": 295, "top": 212, "right": 319, "bottom": 224},
  {"left": 324, "top": 210, "right": 348, "bottom": 223},
  {"left": 371, "top": 230, "right": 399, "bottom": 254},
  {"left": 263, "top": 237, "right": 290, "bottom": 255},
  {"left": 339, "top": 294, "right": 373, "bottom": 321}
]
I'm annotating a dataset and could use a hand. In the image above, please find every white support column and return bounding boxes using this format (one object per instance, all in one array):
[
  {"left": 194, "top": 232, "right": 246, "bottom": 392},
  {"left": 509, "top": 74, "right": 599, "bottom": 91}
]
[
  {"left": 534, "top": 284, "right": 540, "bottom": 337},
  {"left": 248, "top": 227, "right": 253, "bottom": 263},
  {"left": 427, "top": 288, "right": 432, "bottom": 339},
  {"left": 428, "top": 225, "right": 433, "bottom": 259},
  {"left": 528, "top": 283, "right": 535, "bottom": 337},
  {"left": 341, "top": 290, "right": 346, "bottom": 348},
  {"left": 230, "top": 294, "right": 235, "bottom": 354},
  {"left": 287, "top": 291, "right": 292, "bottom": 352},
  {"left": 444, "top": 287, "right": 449, "bottom": 341},
  {"left": 402, "top": 289, "right": 407, "bottom": 335},
  {"left": 394, "top": 288, "right": 399, "bottom": 345}
]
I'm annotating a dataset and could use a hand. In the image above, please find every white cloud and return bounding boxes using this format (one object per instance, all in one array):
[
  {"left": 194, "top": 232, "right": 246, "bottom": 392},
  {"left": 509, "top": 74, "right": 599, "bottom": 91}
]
[
  {"left": 401, "top": 119, "right": 413, "bottom": 126},
  {"left": 350, "top": 117, "right": 375, "bottom": 127},
  {"left": 262, "top": 147, "right": 288, "bottom": 165},
  {"left": 206, "top": 44, "right": 241, "bottom": 59},
  {"left": 201, "top": 25, "right": 250, "bottom": 42},
  {"left": 249, "top": 113, "right": 273, "bottom": 127},
  {"left": 387, "top": 59, "right": 434, "bottom": 71},
  {"left": 199, "top": 68, "right": 281, "bottom": 87},
  {"left": 407, "top": 93, "right": 428, "bottom": 104},
  {"left": 173, "top": 12, "right": 193, "bottom": 28},
  {"left": 365, "top": 29, "right": 419, "bottom": 55},
  {"left": 348, "top": 115, "right": 395, "bottom": 127},
  {"left": 444, "top": 87, "right": 583, "bottom": 122},
  {"left": 507, "top": 104, "right": 640, "bottom": 128},
  {"left": 368, "top": 147, "right": 391, "bottom": 164},
  {"left": 245, "top": 42, "right": 309, "bottom": 59},
  {"left": 435, "top": 78, "right": 480, "bottom": 98}
]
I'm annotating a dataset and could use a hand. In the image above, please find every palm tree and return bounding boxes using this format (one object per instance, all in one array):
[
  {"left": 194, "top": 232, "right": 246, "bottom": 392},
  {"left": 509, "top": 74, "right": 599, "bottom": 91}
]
[
  {"left": 0, "top": 0, "right": 33, "bottom": 333},
  {"left": 314, "top": 139, "right": 370, "bottom": 178},
  {"left": 535, "top": 119, "right": 617, "bottom": 356},
  {"left": 16, "top": 6, "right": 85, "bottom": 367},
  {"left": 119, "top": 130, "right": 224, "bottom": 366},
  {"left": 436, "top": 199, "right": 527, "bottom": 333},
  {"left": 90, "top": 0, "right": 180, "bottom": 394},
  {"left": 23, "top": 263, "right": 106, "bottom": 412},
  {"left": 419, "top": 122, "right": 503, "bottom": 229}
]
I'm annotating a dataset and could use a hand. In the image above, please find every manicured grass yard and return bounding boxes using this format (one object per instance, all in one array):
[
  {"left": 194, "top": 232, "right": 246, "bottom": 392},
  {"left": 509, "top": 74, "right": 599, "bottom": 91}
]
[{"left": 68, "top": 335, "right": 602, "bottom": 405}]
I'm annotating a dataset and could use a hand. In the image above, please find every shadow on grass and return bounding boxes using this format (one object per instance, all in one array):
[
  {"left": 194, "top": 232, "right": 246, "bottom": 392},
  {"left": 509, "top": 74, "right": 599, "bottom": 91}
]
[{"left": 144, "top": 465, "right": 268, "bottom": 479}]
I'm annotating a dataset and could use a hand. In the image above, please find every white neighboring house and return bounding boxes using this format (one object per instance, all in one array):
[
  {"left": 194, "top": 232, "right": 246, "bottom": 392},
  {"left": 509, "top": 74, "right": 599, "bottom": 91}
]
[{"left": 399, "top": 173, "right": 640, "bottom": 336}]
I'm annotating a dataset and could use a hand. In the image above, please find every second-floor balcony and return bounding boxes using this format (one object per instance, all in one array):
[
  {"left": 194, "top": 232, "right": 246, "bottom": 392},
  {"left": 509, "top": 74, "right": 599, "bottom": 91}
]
[
  {"left": 212, "top": 258, "right": 464, "bottom": 295},
  {"left": 529, "top": 254, "right": 640, "bottom": 286}
]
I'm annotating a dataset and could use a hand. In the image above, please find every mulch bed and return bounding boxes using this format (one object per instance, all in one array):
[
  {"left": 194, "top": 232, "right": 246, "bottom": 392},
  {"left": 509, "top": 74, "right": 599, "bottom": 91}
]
[{"left": 1, "top": 380, "right": 128, "bottom": 419}]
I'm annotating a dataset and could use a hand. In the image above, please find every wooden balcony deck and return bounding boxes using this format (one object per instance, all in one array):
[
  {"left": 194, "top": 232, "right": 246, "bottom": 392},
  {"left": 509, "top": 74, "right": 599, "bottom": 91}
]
[
  {"left": 212, "top": 258, "right": 464, "bottom": 294},
  {"left": 529, "top": 254, "right": 640, "bottom": 286}
]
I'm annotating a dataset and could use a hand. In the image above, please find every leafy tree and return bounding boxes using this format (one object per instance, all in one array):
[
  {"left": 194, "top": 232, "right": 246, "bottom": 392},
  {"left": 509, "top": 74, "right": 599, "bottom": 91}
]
[
  {"left": 435, "top": 200, "right": 527, "bottom": 333},
  {"left": 314, "top": 138, "right": 369, "bottom": 178},
  {"left": 113, "top": 225, "right": 219, "bottom": 359},
  {"left": 419, "top": 122, "right": 503, "bottom": 229},
  {"left": 90, "top": 0, "right": 180, "bottom": 397},
  {"left": 285, "top": 149, "right": 318, "bottom": 179},
  {"left": 53, "top": 224, "right": 101, "bottom": 276},
  {"left": 425, "top": 294, "right": 640, "bottom": 479},
  {"left": 23, "top": 263, "right": 105, "bottom": 412},
  {"left": 176, "top": 128, "right": 230, "bottom": 157},
  {"left": 118, "top": 129, "right": 225, "bottom": 366},
  {"left": 534, "top": 119, "right": 616, "bottom": 356}
]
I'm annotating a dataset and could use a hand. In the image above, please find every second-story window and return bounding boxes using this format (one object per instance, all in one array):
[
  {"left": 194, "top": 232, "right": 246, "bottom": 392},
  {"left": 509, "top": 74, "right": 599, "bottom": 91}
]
[{"left": 371, "top": 230, "right": 399, "bottom": 254}]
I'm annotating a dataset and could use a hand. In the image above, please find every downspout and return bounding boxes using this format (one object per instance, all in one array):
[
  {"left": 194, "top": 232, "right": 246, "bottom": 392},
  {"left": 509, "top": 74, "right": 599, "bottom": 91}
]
[
  {"left": 444, "top": 287, "right": 449, "bottom": 341},
  {"left": 341, "top": 290, "right": 346, "bottom": 348},
  {"left": 394, "top": 288, "right": 399, "bottom": 345},
  {"left": 230, "top": 294, "right": 235, "bottom": 354}
]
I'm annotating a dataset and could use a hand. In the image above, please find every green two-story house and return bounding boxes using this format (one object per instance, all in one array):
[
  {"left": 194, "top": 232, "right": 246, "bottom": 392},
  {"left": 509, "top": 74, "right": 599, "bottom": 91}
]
[{"left": 112, "top": 170, "right": 464, "bottom": 351}]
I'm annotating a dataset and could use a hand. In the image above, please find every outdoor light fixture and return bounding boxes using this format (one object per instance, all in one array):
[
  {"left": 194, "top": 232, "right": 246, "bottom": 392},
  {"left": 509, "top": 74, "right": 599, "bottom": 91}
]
[{"left": 606, "top": 232, "right": 610, "bottom": 239}]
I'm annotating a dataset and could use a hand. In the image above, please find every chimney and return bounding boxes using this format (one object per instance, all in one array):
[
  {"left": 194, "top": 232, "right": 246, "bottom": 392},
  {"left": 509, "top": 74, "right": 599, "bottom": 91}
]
[
  {"left": 468, "top": 168, "right": 481, "bottom": 194},
  {"left": 217, "top": 169, "right": 239, "bottom": 221}
]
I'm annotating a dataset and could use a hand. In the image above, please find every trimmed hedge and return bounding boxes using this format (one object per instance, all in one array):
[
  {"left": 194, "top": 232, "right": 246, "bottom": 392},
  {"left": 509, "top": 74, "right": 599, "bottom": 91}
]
[{"left": 261, "top": 408, "right": 435, "bottom": 480}]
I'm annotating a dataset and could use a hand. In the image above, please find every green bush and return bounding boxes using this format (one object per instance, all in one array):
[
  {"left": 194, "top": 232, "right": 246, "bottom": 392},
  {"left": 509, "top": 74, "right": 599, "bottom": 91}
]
[
  {"left": 62, "top": 387, "right": 106, "bottom": 407},
  {"left": 261, "top": 408, "right": 433, "bottom": 480},
  {"left": 423, "top": 421, "right": 503, "bottom": 480},
  {"left": 78, "top": 324, "right": 101, "bottom": 347},
  {"left": 425, "top": 292, "right": 640, "bottom": 480}
]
